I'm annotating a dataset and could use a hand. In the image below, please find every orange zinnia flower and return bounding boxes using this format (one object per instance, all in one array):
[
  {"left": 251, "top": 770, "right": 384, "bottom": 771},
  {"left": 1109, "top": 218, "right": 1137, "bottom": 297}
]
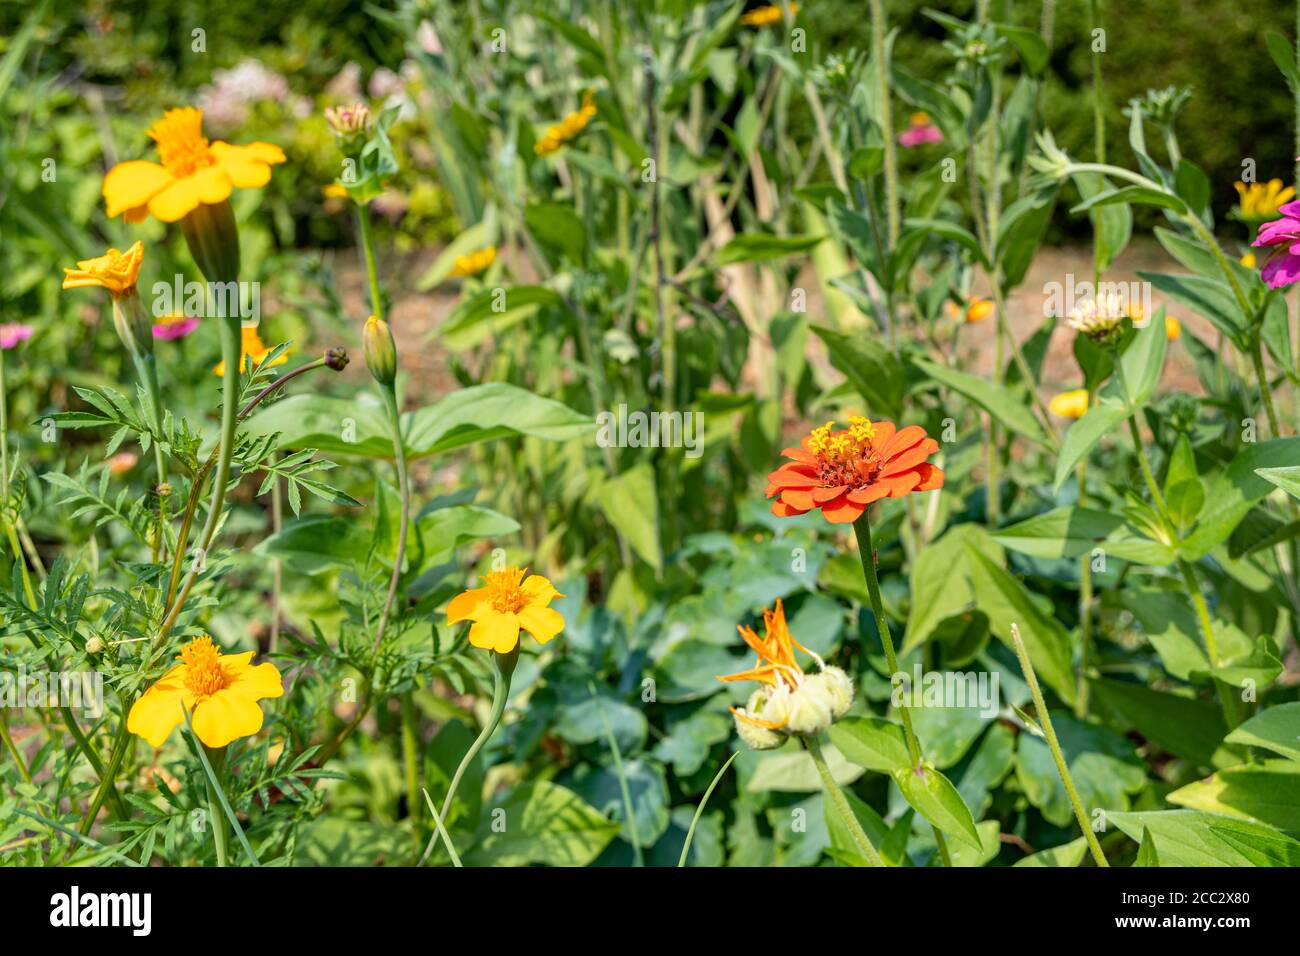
[
  {"left": 766, "top": 417, "right": 944, "bottom": 524},
  {"left": 103, "top": 107, "right": 285, "bottom": 224}
]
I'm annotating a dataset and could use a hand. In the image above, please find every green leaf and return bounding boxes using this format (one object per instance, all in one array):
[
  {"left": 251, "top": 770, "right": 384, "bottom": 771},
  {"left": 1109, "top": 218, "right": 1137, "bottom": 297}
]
[
  {"left": 1139, "top": 272, "right": 1247, "bottom": 344},
  {"left": 1013, "top": 836, "right": 1088, "bottom": 867},
  {"left": 570, "top": 759, "right": 670, "bottom": 849},
  {"left": 1169, "top": 760, "right": 1300, "bottom": 833},
  {"left": 595, "top": 463, "right": 662, "bottom": 570},
  {"left": 993, "top": 506, "right": 1126, "bottom": 559},
  {"left": 1073, "top": 173, "right": 1132, "bottom": 275},
  {"left": 463, "top": 781, "right": 619, "bottom": 866},
  {"left": 1070, "top": 185, "right": 1187, "bottom": 216},
  {"left": 912, "top": 357, "right": 1050, "bottom": 447},
  {"left": 716, "top": 233, "right": 824, "bottom": 265},
  {"left": 1266, "top": 30, "right": 1300, "bottom": 89},
  {"left": 829, "top": 716, "right": 912, "bottom": 773},
  {"left": 1089, "top": 677, "right": 1227, "bottom": 768},
  {"left": 1182, "top": 438, "right": 1300, "bottom": 559},
  {"left": 1117, "top": 308, "right": 1168, "bottom": 408},
  {"left": 1173, "top": 160, "right": 1211, "bottom": 216},
  {"left": 811, "top": 325, "right": 903, "bottom": 420},
  {"left": 995, "top": 194, "right": 1056, "bottom": 290},
  {"left": 245, "top": 385, "right": 589, "bottom": 460},
  {"left": 525, "top": 202, "right": 587, "bottom": 263},
  {"left": 1052, "top": 398, "right": 1129, "bottom": 493},
  {"left": 1107, "top": 809, "right": 1300, "bottom": 866},
  {"left": 256, "top": 515, "right": 369, "bottom": 574},
  {"left": 439, "top": 285, "right": 563, "bottom": 349},
  {"left": 747, "top": 744, "right": 864, "bottom": 793},
  {"left": 993, "top": 23, "right": 1048, "bottom": 75},
  {"left": 891, "top": 764, "right": 982, "bottom": 850},
  {"left": 901, "top": 218, "right": 987, "bottom": 267},
  {"left": 1257, "top": 466, "right": 1300, "bottom": 502},
  {"left": 1163, "top": 434, "right": 1205, "bottom": 531},
  {"left": 1226, "top": 702, "right": 1300, "bottom": 761},
  {"left": 903, "top": 524, "right": 1003, "bottom": 654},
  {"left": 966, "top": 548, "right": 1075, "bottom": 704},
  {"left": 1134, "top": 827, "right": 1160, "bottom": 867}
]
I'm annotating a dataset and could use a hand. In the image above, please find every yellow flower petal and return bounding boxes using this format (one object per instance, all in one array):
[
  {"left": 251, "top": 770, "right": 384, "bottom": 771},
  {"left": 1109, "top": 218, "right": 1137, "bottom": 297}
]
[
  {"left": 191, "top": 688, "right": 267, "bottom": 748},
  {"left": 126, "top": 665, "right": 193, "bottom": 748},
  {"left": 103, "top": 160, "right": 175, "bottom": 218},
  {"left": 518, "top": 605, "right": 565, "bottom": 645},
  {"left": 521, "top": 574, "right": 562, "bottom": 605},
  {"left": 447, "top": 586, "right": 488, "bottom": 624},
  {"left": 468, "top": 613, "right": 521, "bottom": 653},
  {"left": 224, "top": 660, "right": 285, "bottom": 702},
  {"left": 147, "top": 176, "right": 212, "bottom": 223}
]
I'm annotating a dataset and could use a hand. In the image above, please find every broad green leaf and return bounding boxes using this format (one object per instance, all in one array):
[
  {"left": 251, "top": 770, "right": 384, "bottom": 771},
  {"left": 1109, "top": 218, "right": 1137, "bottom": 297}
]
[
  {"left": 716, "top": 232, "right": 824, "bottom": 265},
  {"left": 1257, "top": 465, "right": 1300, "bottom": 502},
  {"left": 1163, "top": 434, "right": 1204, "bottom": 531},
  {"left": 811, "top": 325, "right": 904, "bottom": 420},
  {"left": 1168, "top": 761, "right": 1300, "bottom": 833},
  {"left": 1073, "top": 173, "right": 1132, "bottom": 275},
  {"left": 1226, "top": 702, "right": 1300, "bottom": 761},
  {"left": 463, "top": 781, "right": 619, "bottom": 866},
  {"left": 1181, "top": 438, "right": 1300, "bottom": 559},
  {"left": 439, "top": 285, "right": 562, "bottom": 349},
  {"left": 245, "top": 385, "right": 589, "bottom": 460},
  {"left": 1013, "top": 836, "right": 1088, "bottom": 867},
  {"left": 594, "top": 463, "right": 662, "bottom": 570},
  {"left": 1070, "top": 185, "right": 1188, "bottom": 215},
  {"left": 1089, "top": 678, "right": 1227, "bottom": 768},
  {"left": 570, "top": 759, "right": 670, "bottom": 849},
  {"left": 1134, "top": 827, "right": 1160, "bottom": 867},
  {"left": 966, "top": 548, "right": 1075, "bottom": 704},
  {"left": 901, "top": 217, "right": 987, "bottom": 266},
  {"left": 912, "top": 357, "right": 1050, "bottom": 447},
  {"left": 525, "top": 201, "right": 587, "bottom": 263},
  {"left": 1108, "top": 810, "right": 1300, "bottom": 866},
  {"left": 992, "top": 506, "right": 1126, "bottom": 559},
  {"left": 996, "top": 194, "right": 1056, "bottom": 290},
  {"left": 1016, "top": 715, "right": 1146, "bottom": 827},
  {"left": 903, "top": 524, "right": 1003, "bottom": 654},
  {"left": 891, "top": 764, "right": 982, "bottom": 850},
  {"left": 747, "top": 744, "right": 864, "bottom": 793},
  {"left": 1139, "top": 272, "right": 1247, "bottom": 344},
  {"left": 1052, "top": 398, "right": 1129, "bottom": 493},
  {"left": 1116, "top": 307, "right": 1167, "bottom": 408},
  {"left": 946, "top": 820, "right": 1002, "bottom": 867},
  {"left": 829, "top": 716, "right": 912, "bottom": 773},
  {"left": 256, "top": 515, "right": 369, "bottom": 575},
  {"left": 993, "top": 23, "right": 1048, "bottom": 75}
]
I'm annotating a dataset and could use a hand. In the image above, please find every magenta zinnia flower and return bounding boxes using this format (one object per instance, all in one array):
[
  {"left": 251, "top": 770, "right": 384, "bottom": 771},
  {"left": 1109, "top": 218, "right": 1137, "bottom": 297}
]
[
  {"left": 1252, "top": 198, "right": 1300, "bottom": 288},
  {"left": 898, "top": 112, "right": 943, "bottom": 148},
  {"left": 153, "top": 314, "right": 201, "bottom": 341},
  {"left": 0, "top": 324, "right": 33, "bottom": 349}
]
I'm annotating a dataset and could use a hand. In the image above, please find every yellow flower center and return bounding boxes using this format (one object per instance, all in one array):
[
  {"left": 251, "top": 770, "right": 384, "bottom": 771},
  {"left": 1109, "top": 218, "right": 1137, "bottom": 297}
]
[
  {"left": 181, "top": 636, "right": 229, "bottom": 698},
  {"left": 148, "top": 108, "right": 215, "bottom": 178},
  {"left": 483, "top": 567, "right": 528, "bottom": 614},
  {"left": 804, "top": 417, "right": 883, "bottom": 488}
]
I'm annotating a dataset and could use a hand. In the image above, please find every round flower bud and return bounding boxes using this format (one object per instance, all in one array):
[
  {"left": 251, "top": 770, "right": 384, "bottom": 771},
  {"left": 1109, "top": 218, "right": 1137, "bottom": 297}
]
[
  {"left": 786, "top": 678, "right": 835, "bottom": 735},
  {"left": 734, "top": 687, "right": 789, "bottom": 751},
  {"left": 85, "top": 636, "right": 105, "bottom": 655},
  {"left": 325, "top": 346, "right": 350, "bottom": 371},
  {"left": 735, "top": 712, "right": 784, "bottom": 750},
  {"left": 363, "top": 314, "right": 397, "bottom": 386},
  {"left": 819, "top": 666, "right": 855, "bottom": 720}
]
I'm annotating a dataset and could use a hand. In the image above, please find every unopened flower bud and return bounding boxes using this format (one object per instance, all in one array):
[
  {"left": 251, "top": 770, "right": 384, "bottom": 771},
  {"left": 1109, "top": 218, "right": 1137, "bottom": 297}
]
[
  {"left": 363, "top": 314, "right": 397, "bottom": 385},
  {"left": 325, "top": 103, "right": 371, "bottom": 137},
  {"left": 156, "top": 482, "right": 173, "bottom": 499},
  {"left": 786, "top": 678, "right": 835, "bottom": 735},
  {"left": 818, "top": 666, "right": 855, "bottom": 720},
  {"left": 735, "top": 688, "right": 787, "bottom": 751},
  {"left": 325, "top": 346, "right": 350, "bottom": 371},
  {"left": 85, "top": 636, "right": 105, "bottom": 655}
]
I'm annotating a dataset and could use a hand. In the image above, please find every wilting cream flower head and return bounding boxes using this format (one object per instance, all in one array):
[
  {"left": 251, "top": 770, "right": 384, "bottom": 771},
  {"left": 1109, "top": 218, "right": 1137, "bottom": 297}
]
[{"left": 1067, "top": 292, "right": 1129, "bottom": 346}]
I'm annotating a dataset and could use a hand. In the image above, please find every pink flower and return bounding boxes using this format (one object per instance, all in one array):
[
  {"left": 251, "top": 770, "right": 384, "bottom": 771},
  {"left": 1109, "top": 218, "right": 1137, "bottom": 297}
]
[
  {"left": 898, "top": 112, "right": 943, "bottom": 148},
  {"left": 0, "top": 324, "right": 33, "bottom": 349},
  {"left": 1252, "top": 198, "right": 1300, "bottom": 288},
  {"left": 153, "top": 314, "right": 200, "bottom": 341}
]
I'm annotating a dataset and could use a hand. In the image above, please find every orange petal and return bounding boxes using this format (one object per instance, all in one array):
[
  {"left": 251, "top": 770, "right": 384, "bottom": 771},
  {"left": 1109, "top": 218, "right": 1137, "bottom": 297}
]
[
  {"left": 884, "top": 471, "right": 922, "bottom": 498},
  {"left": 772, "top": 499, "right": 807, "bottom": 517},
  {"left": 847, "top": 483, "right": 892, "bottom": 506},
  {"left": 780, "top": 446, "right": 817, "bottom": 465},
  {"left": 781, "top": 488, "right": 816, "bottom": 510},
  {"left": 914, "top": 463, "right": 945, "bottom": 491},
  {"left": 820, "top": 494, "right": 866, "bottom": 524},
  {"left": 878, "top": 424, "right": 926, "bottom": 460},
  {"left": 880, "top": 438, "right": 938, "bottom": 476},
  {"left": 767, "top": 464, "right": 817, "bottom": 489},
  {"left": 811, "top": 484, "right": 846, "bottom": 503}
]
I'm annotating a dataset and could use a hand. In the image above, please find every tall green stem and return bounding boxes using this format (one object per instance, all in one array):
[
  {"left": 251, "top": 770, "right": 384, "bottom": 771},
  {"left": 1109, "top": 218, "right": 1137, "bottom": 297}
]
[
  {"left": 851, "top": 513, "right": 951, "bottom": 866},
  {"left": 1010, "top": 624, "right": 1108, "bottom": 866},
  {"left": 372, "top": 386, "right": 410, "bottom": 653},
  {"left": 806, "top": 734, "right": 884, "bottom": 866},
  {"left": 418, "top": 649, "right": 517, "bottom": 866}
]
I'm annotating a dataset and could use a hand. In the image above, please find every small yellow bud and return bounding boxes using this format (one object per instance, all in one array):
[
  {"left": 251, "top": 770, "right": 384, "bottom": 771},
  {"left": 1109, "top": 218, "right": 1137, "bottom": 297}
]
[
  {"left": 363, "top": 314, "right": 397, "bottom": 386},
  {"left": 85, "top": 636, "right": 105, "bottom": 655}
]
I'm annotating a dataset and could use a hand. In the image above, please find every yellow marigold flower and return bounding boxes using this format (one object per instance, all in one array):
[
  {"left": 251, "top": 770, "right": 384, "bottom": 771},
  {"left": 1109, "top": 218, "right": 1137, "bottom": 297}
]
[
  {"left": 1240, "top": 252, "right": 1257, "bottom": 268},
  {"left": 213, "top": 325, "right": 291, "bottom": 377},
  {"left": 451, "top": 245, "right": 496, "bottom": 277},
  {"left": 740, "top": 3, "right": 797, "bottom": 26},
  {"left": 61, "top": 242, "right": 145, "bottom": 297},
  {"left": 965, "top": 297, "right": 994, "bottom": 323},
  {"left": 446, "top": 566, "right": 565, "bottom": 653},
  {"left": 322, "top": 183, "right": 349, "bottom": 200},
  {"left": 127, "top": 635, "right": 283, "bottom": 748},
  {"left": 534, "top": 92, "right": 597, "bottom": 157},
  {"left": 1235, "top": 179, "right": 1296, "bottom": 221},
  {"left": 1049, "top": 389, "right": 1089, "bottom": 419},
  {"left": 103, "top": 107, "right": 286, "bottom": 224},
  {"left": 1165, "top": 315, "right": 1181, "bottom": 340}
]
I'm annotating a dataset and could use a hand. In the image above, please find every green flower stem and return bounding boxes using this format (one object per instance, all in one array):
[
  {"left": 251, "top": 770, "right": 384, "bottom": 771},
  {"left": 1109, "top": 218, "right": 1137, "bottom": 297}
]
[
  {"left": 1, "top": 348, "right": 35, "bottom": 606},
  {"left": 678, "top": 750, "right": 737, "bottom": 867},
  {"left": 132, "top": 351, "right": 169, "bottom": 562},
  {"left": 372, "top": 385, "right": 410, "bottom": 654},
  {"left": 418, "top": 648, "right": 517, "bottom": 866},
  {"left": 0, "top": 711, "right": 31, "bottom": 785},
  {"left": 204, "top": 746, "right": 230, "bottom": 868},
  {"left": 1076, "top": 453, "right": 1095, "bottom": 718},
  {"left": 805, "top": 734, "right": 884, "bottom": 866},
  {"left": 1087, "top": 0, "right": 1106, "bottom": 163},
  {"left": 852, "top": 513, "right": 952, "bottom": 866},
  {"left": 158, "top": 313, "right": 243, "bottom": 643},
  {"left": 869, "top": 0, "right": 899, "bottom": 247},
  {"left": 79, "top": 719, "right": 131, "bottom": 835},
  {"left": 401, "top": 693, "right": 421, "bottom": 855},
  {"left": 592, "top": 681, "right": 643, "bottom": 866},
  {"left": 355, "top": 204, "right": 385, "bottom": 322},
  {"left": 1010, "top": 624, "right": 1109, "bottom": 866}
]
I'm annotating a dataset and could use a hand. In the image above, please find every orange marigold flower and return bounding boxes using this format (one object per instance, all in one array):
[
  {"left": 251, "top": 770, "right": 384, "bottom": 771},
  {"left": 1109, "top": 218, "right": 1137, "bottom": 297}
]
[
  {"left": 965, "top": 297, "right": 994, "bottom": 323},
  {"left": 740, "top": 3, "right": 797, "bottom": 27},
  {"left": 766, "top": 417, "right": 944, "bottom": 524},
  {"left": 61, "top": 242, "right": 145, "bottom": 297},
  {"left": 103, "top": 107, "right": 285, "bottom": 224},
  {"left": 1048, "top": 388, "right": 1089, "bottom": 419},
  {"left": 534, "top": 92, "right": 597, "bottom": 157},
  {"left": 446, "top": 566, "right": 565, "bottom": 654}
]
